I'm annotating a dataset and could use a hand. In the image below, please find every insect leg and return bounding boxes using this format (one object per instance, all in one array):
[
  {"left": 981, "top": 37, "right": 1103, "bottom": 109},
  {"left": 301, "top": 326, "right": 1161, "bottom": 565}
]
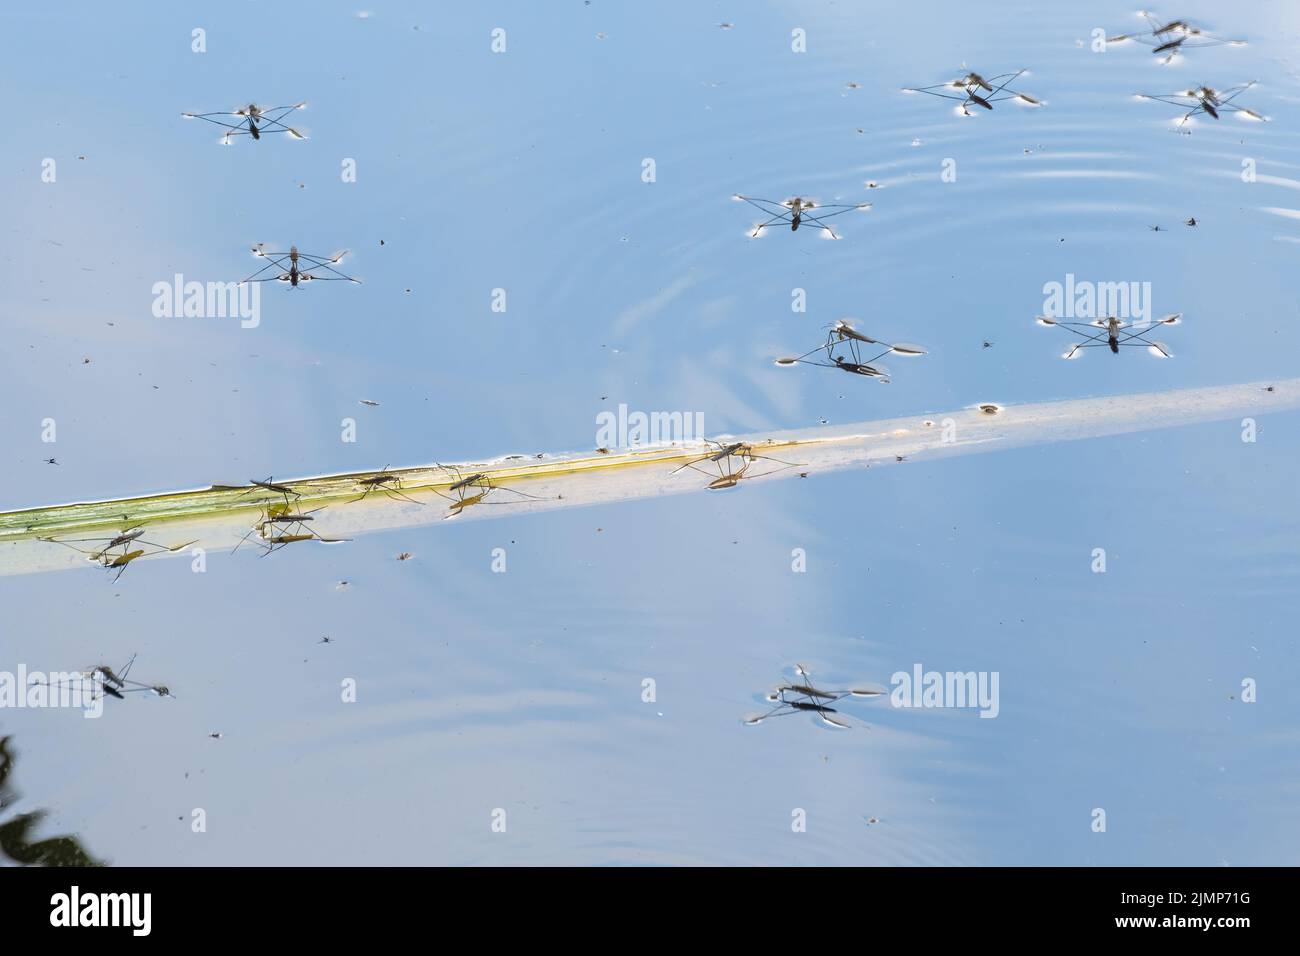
[{"left": 749, "top": 214, "right": 788, "bottom": 237}]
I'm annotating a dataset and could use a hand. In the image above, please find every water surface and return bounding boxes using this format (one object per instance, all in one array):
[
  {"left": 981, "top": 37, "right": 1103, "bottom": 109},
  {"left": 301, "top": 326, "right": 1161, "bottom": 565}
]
[{"left": 1, "top": 0, "right": 1298, "bottom": 865}]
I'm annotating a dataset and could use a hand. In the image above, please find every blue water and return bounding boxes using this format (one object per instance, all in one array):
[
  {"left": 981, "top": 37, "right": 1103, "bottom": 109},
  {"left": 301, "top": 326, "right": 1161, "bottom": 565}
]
[{"left": 1, "top": 0, "right": 1298, "bottom": 865}]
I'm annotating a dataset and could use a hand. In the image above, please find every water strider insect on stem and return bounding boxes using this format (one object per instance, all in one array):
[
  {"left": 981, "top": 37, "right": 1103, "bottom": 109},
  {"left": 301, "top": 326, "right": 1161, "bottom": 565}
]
[
  {"left": 733, "top": 195, "right": 871, "bottom": 239},
  {"left": 38, "top": 526, "right": 197, "bottom": 583},
  {"left": 903, "top": 69, "right": 1041, "bottom": 115},
  {"left": 669, "top": 439, "right": 803, "bottom": 490},
  {"left": 744, "top": 665, "right": 886, "bottom": 729},
  {"left": 234, "top": 502, "right": 350, "bottom": 556},
  {"left": 348, "top": 466, "right": 426, "bottom": 506},
  {"left": 181, "top": 102, "right": 307, "bottom": 144},
  {"left": 776, "top": 319, "right": 927, "bottom": 381},
  {"left": 431, "top": 465, "right": 557, "bottom": 519},
  {"left": 212, "top": 476, "right": 303, "bottom": 508},
  {"left": 1036, "top": 314, "right": 1181, "bottom": 359}
]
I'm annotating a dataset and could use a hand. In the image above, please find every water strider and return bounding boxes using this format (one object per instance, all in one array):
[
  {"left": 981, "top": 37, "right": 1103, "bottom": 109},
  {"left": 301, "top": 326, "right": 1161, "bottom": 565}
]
[
  {"left": 431, "top": 465, "right": 555, "bottom": 518},
  {"left": 669, "top": 439, "right": 802, "bottom": 490},
  {"left": 1036, "top": 314, "right": 1181, "bottom": 359},
  {"left": 242, "top": 245, "right": 360, "bottom": 287},
  {"left": 181, "top": 102, "right": 307, "bottom": 144},
  {"left": 733, "top": 194, "right": 871, "bottom": 239},
  {"left": 1107, "top": 13, "right": 1245, "bottom": 64},
  {"left": 904, "top": 69, "right": 1041, "bottom": 115},
  {"left": 234, "top": 503, "right": 350, "bottom": 556},
  {"left": 352, "top": 466, "right": 424, "bottom": 506},
  {"left": 31, "top": 654, "right": 174, "bottom": 701},
  {"left": 744, "top": 665, "right": 885, "bottom": 729},
  {"left": 211, "top": 476, "right": 303, "bottom": 509},
  {"left": 776, "top": 319, "right": 927, "bottom": 380},
  {"left": 38, "top": 526, "right": 196, "bottom": 582},
  {"left": 1136, "top": 82, "right": 1265, "bottom": 126}
]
